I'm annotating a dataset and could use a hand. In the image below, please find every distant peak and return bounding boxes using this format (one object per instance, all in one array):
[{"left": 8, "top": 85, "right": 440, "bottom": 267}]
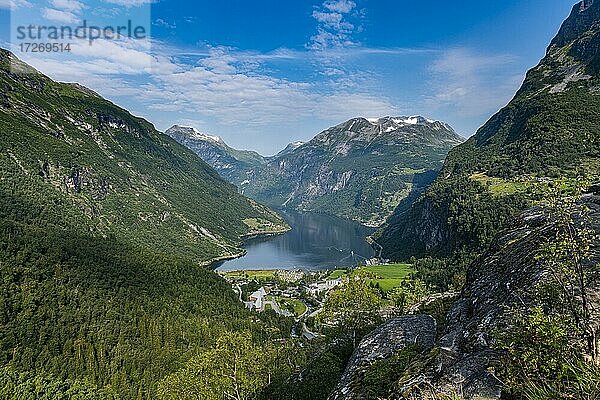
[
  {"left": 274, "top": 140, "right": 306, "bottom": 157},
  {"left": 167, "top": 125, "right": 224, "bottom": 144},
  {"left": 364, "top": 116, "right": 441, "bottom": 126},
  {"left": 551, "top": 0, "right": 600, "bottom": 50}
]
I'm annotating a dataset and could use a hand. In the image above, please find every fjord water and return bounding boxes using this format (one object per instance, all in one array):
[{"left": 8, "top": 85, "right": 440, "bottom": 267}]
[{"left": 216, "top": 211, "right": 376, "bottom": 271}]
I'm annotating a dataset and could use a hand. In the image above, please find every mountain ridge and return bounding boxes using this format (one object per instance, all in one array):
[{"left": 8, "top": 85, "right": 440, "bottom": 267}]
[
  {"left": 375, "top": 0, "right": 600, "bottom": 271},
  {"left": 0, "top": 48, "right": 288, "bottom": 263},
  {"left": 169, "top": 115, "right": 464, "bottom": 226}
]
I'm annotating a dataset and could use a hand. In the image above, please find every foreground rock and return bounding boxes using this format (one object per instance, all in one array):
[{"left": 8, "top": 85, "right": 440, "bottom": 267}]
[
  {"left": 329, "top": 315, "right": 437, "bottom": 400},
  {"left": 412, "top": 188, "right": 600, "bottom": 399},
  {"left": 331, "top": 188, "right": 600, "bottom": 399}
]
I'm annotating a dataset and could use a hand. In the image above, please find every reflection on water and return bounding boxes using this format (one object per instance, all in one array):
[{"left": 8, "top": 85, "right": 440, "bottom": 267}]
[{"left": 216, "top": 210, "right": 376, "bottom": 271}]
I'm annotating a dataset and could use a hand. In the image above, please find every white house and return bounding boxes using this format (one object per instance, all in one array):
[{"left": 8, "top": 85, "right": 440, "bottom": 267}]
[
  {"left": 307, "top": 278, "right": 342, "bottom": 296},
  {"left": 246, "top": 287, "right": 267, "bottom": 310}
]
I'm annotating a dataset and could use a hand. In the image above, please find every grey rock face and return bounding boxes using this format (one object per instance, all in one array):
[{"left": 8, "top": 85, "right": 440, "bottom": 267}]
[
  {"left": 329, "top": 315, "right": 437, "bottom": 400},
  {"left": 254, "top": 117, "right": 462, "bottom": 226},
  {"left": 333, "top": 194, "right": 600, "bottom": 399},
  {"left": 419, "top": 194, "right": 599, "bottom": 399},
  {"left": 165, "top": 125, "right": 266, "bottom": 185},
  {"left": 430, "top": 196, "right": 598, "bottom": 398},
  {"left": 168, "top": 117, "right": 462, "bottom": 226}
]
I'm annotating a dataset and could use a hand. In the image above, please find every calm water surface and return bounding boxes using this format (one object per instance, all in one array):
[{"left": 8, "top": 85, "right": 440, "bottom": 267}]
[{"left": 216, "top": 211, "right": 376, "bottom": 272}]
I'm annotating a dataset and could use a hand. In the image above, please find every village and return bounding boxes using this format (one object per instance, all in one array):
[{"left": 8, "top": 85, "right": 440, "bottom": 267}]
[
  {"left": 219, "top": 261, "right": 414, "bottom": 339},
  {"left": 219, "top": 269, "right": 346, "bottom": 339}
]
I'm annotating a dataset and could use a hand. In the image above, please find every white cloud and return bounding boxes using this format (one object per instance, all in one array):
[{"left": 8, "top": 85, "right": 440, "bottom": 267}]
[
  {"left": 50, "top": 0, "right": 83, "bottom": 12},
  {"left": 323, "top": 0, "right": 356, "bottom": 13},
  {"left": 430, "top": 48, "right": 514, "bottom": 78},
  {"left": 309, "top": 0, "right": 359, "bottom": 50},
  {"left": 103, "top": 0, "right": 154, "bottom": 7},
  {"left": 40, "top": 0, "right": 84, "bottom": 23},
  {"left": 153, "top": 18, "right": 176, "bottom": 29},
  {"left": 312, "top": 11, "right": 343, "bottom": 26},
  {"left": 139, "top": 49, "right": 397, "bottom": 125},
  {"left": 23, "top": 39, "right": 396, "bottom": 129},
  {"left": 42, "top": 7, "right": 79, "bottom": 23},
  {"left": 425, "top": 48, "right": 520, "bottom": 118},
  {"left": 0, "top": 0, "right": 31, "bottom": 10}
]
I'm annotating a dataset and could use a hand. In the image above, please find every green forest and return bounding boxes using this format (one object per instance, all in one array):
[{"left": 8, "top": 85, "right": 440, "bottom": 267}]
[{"left": 1, "top": 0, "right": 600, "bottom": 398}]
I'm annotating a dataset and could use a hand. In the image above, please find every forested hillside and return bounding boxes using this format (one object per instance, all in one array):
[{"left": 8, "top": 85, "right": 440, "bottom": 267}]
[
  {"left": 0, "top": 49, "right": 290, "bottom": 398},
  {"left": 0, "top": 49, "right": 287, "bottom": 263},
  {"left": 375, "top": 0, "right": 600, "bottom": 276}
]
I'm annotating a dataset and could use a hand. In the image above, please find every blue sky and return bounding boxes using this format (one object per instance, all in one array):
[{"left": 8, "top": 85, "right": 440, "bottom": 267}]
[{"left": 0, "top": 0, "right": 579, "bottom": 155}]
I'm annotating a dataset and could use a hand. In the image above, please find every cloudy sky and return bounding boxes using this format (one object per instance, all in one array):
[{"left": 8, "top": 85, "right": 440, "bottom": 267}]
[{"left": 0, "top": 0, "right": 578, "bottom": 154}]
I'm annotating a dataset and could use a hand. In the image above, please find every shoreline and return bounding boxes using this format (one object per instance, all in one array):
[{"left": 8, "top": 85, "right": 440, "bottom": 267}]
[
  {"left": 199, "top": 250, "right": 247, "bottom": 268},
  {"left": 202, "top": 225, "right": 292, "bottom": 269},
  {"left": 240, "top": 226, "right": 291, "bottom": 240}
]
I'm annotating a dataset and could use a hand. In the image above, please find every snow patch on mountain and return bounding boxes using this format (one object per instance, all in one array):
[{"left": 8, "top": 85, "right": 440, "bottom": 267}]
[
  {"left": 366, "top": 116, "right": 439, "bottom": 126},
  {"left": 169, "top": 125, "right": 224, "bottom": 144}
]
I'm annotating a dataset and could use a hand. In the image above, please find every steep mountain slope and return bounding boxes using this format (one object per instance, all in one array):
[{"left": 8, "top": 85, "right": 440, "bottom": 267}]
[
  {"left": 166, "top": 125, "right": 267, "bottom": 184},
  {"left": 0, "top": 49, "right": 290, "bottom": 397},
  {"left": 332, "top": 187, "right": 600, "bottom": 399},
  {"left": 0, "top": 50, "right": 287, "bottom": 263},
  {"left": 376, "top": 0, "right": 600, "bottom": 261},
  {"left": 274, "top": 140, "right": 306, "bottom": 158},
  {"left": 254, "top": 116, "right": 463, "bottom": 226},
  {"left": 175, "top": 117, "right": 463, "bottom": 227}
]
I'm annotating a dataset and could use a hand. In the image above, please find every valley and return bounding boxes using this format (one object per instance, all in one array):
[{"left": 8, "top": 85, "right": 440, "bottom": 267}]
[
  {"left": 167, "top": 116, "right": 464, "bottom": 227},
  {"left": 216, "top": 210, "right": 376, "bottom": 272},
  {"left": 1, "top": 1, "right": 599, "bottom": 399},
  {"left": 220, "top": 263, "right": 415, "bottom": 337}
]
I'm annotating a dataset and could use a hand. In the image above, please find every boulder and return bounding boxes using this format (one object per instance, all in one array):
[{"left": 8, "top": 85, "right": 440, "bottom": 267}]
[
  {"left": 332, "top": 192, "right": 600, "bottom": 399},
  {"left": 329, "top": 315, "right": 437, "bottom": 400}
]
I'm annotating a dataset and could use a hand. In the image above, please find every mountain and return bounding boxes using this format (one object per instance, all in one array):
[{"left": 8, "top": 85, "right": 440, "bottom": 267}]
[
  {"left": 375, "top": 0, "right": 600, "bottom": 263},
  {"left": 332, "top": 186, "right": 600, "bottom": 399},
  {"left": 273, "top": 141, "right": 306, "bottom": 158},
  {"left": 166, "top": 125, "right": 267, "bottom": 184},
  {"left": 173, "top": 117, "right": 463, "bottom": 227},
  {"left": 0, "top": 49, "right": 289, "bottom": 397},
  {"left": 250, "top": 116, "right": 463, "bottom": 226},
  {"left": 0, "top": 54, "right": 287, "bottom": 263}
]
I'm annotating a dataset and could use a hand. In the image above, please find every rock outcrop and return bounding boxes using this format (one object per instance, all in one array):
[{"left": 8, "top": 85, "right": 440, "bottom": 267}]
[
  {"left": 330, "top": 315, "right": 437, "bottom": 400},
  {"left": 335, "top": 188, "right": 600, "bottom": 399},
  {"left": 413, "top": 188, "right": 599, "bottom": 398}
]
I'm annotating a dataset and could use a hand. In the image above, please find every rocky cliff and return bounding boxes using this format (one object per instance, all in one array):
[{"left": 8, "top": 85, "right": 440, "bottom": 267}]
[
  {"left": 166, "top": 125, "right": 267, "bottom": 185},
  {"left": 251, "top": 116, "right": 463, "bottom": 227},
  {"left": 332, "top": 186, "right": 600, "bottom": 399},
  {"left": 172, "top": 116, "right": 463, "bottom": 226},
  {"left": 376, "top": 0, "right": 600, "bottom": 260}
]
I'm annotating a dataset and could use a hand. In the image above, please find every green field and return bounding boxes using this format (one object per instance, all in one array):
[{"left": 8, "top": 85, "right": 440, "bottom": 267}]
[
  {"left": 363, "top": 264, "right": 414, "bottom": 292},
  {"left": 328, "top": 264, "right": 414, "bottom": 293},
  {"left": 328, "top": 269, "right": 347, "bottom": 279},
  {"left": 469, "top": 172, "right": 528, "bottom": 197},
  {"left": 223, "top": 270, "right": 277, "bottom": 281},
  {"left": 279, "top": 298, "right": 307, "bottom": 317}
]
